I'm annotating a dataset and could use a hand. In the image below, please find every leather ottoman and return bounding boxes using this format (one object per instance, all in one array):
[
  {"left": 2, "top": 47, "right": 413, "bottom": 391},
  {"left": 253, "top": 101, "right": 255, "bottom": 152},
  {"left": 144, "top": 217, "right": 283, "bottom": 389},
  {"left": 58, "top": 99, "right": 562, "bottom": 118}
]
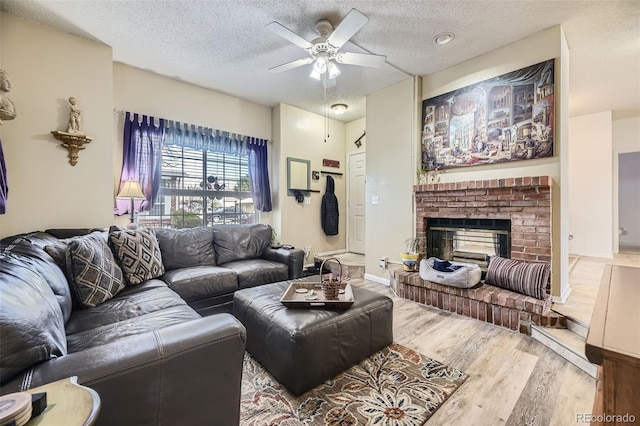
[{"left": 233, "top": 280, "right": 393, "bottom": 396}]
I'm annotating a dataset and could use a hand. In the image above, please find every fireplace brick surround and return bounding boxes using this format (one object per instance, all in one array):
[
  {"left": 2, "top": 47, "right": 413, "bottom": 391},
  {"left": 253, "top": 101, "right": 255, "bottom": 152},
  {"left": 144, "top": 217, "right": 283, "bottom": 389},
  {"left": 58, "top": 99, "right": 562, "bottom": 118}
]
[
  {"left": 415, "top": 176, "right": 552, "bottom": 267},
  {"left": 391, "top": 176, "right": 554, "bottom": 334}
]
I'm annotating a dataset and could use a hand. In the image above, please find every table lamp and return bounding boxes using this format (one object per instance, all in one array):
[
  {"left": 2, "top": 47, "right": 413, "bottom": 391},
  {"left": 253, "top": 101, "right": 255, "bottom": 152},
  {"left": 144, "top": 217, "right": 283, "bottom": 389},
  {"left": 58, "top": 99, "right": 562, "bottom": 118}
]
[{"left": 116, "top": 180, "right": 146, "bottom": 226}]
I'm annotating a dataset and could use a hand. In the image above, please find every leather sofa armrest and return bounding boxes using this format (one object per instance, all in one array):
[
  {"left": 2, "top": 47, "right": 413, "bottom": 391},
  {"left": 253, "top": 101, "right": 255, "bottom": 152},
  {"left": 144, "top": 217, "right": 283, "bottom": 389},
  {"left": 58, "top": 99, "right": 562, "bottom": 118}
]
[
  {"left": 4, "top": 314, "right": 246, "bottom": 426},
  {"left": 262, "top": 247, "right": 304, "bottom": 279}
]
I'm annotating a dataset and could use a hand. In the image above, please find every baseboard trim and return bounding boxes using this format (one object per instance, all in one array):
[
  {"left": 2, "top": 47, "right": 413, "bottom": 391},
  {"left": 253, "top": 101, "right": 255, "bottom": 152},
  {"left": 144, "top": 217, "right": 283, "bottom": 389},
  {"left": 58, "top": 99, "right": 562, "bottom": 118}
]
[
  {"left": 552, "top": 285, "right": 572, "bottom": 304},
  {"left": 314, "top": 249, "right": 348, "bottom": 258},
  {"left": 364, "top": 273, "right": 390, "bottom": 286}
]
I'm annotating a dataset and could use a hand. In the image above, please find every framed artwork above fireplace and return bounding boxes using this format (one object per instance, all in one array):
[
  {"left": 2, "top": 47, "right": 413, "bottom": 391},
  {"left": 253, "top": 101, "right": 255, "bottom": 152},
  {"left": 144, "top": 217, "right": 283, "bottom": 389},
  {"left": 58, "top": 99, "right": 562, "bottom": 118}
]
[{"left": 421, "top": 59, "right": 555, "bottom": 170}]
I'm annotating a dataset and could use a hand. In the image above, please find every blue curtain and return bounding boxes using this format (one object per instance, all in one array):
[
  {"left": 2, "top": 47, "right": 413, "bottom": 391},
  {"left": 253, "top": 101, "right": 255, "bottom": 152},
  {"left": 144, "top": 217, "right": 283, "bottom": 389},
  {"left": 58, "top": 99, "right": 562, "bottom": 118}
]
[
  {"left": 114, "top": 113, "right": 164, "bottom": 215},
  {"left": 247, "top": 138, "right": 272, "bottom": 212}
]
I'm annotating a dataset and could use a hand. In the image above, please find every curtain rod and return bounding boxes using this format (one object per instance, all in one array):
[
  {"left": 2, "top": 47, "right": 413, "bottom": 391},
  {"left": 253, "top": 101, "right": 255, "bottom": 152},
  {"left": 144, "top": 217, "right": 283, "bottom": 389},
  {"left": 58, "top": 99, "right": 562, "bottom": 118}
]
[{"left": 112, "top": 108, "right": 272, "bottom": 144}]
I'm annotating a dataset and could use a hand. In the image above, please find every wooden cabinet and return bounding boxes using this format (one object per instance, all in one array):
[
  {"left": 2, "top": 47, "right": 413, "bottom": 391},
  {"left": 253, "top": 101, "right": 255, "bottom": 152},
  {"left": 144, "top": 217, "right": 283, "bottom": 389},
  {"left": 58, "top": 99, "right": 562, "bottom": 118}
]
[{"left": 585, "top": 265, "right": 640, "bottom": 425}]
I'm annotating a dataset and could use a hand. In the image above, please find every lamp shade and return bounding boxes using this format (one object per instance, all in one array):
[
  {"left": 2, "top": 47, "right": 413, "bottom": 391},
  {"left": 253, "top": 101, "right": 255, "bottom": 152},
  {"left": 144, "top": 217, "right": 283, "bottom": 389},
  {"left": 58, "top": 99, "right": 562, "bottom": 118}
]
[{"left": 116, "top": 180, "right": 146, "bottom": 199}]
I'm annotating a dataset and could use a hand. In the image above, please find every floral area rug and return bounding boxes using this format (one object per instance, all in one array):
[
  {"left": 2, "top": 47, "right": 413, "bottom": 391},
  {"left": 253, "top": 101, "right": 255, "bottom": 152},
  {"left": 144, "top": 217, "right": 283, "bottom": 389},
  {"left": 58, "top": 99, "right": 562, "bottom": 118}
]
[{"left": 240, "top": 342, "right": 467, "bottom": 425}]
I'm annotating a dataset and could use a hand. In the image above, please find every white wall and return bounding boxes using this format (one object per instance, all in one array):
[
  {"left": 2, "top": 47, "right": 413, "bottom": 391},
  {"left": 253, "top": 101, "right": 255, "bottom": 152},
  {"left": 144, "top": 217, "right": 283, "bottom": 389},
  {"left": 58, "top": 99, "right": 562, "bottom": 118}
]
[
  {"left": 568, "top": 111, "right": 613, "bottom": 257},
  {"left": 365, "top": 77, "right": 418, "bottom": 282},
  {"left": 420, "top": 26, "right": 570, "bottom": 300},
  {"left": 346, "top": 117, "right": 366, "bottom": 155},
  {"left": 613, "top": 116, "right": 640, "bottom": 250},
  {"left": 0, "top": 13, "right": 114, "bottom": 237},
  {"left": 113, "top": 63, "right": 271, "bottom": 139},
  {"left": 271, "top": 103, "right": 346, "bottom": 262}
]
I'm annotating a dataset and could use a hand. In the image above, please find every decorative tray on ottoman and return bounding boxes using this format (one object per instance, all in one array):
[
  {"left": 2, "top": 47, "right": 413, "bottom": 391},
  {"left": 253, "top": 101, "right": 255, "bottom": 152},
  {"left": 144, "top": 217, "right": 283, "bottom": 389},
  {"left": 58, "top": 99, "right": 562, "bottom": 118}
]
[{"left": 280, "top": 281, "right": 354, "bottom": 309}]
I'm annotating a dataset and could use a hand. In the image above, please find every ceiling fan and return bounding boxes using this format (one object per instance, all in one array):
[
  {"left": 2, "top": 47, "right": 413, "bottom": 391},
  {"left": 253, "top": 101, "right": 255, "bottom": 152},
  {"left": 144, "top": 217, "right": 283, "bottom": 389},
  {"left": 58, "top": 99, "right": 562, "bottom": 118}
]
[{"left": 266, "top": 8, "right": 386, "bottom": 87}]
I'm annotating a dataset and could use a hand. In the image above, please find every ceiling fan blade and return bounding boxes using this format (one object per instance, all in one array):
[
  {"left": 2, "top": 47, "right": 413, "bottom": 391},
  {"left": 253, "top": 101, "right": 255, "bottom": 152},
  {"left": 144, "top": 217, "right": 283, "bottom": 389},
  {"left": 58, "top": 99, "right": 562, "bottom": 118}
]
[
  {"left": 266, "top": 21, "right": 313, "bottom": 50},
  {"left": 326, "top": 9, "right": 368, "bottom": 49},
  {"left": 269, "top": 57, "right": 314, "bottom": 73},
  {"left": 336, "top": 52, "right": 386, "bottom": 68}
]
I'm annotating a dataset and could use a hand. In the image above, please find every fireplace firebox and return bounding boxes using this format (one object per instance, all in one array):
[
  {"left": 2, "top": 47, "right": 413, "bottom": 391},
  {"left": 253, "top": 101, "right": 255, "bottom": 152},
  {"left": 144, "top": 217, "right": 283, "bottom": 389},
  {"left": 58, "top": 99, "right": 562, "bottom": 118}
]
[{"left": 426, "top": 218, "right": 511, "bottom": 270}]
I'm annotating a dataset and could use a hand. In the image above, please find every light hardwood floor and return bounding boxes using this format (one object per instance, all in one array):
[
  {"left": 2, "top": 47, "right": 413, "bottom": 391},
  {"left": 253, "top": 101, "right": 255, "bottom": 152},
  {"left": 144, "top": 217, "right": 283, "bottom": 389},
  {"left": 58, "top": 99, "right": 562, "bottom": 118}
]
[
  {"left": 553, "top": 252, "right": 640, "bottom": 325},
  {"left": 351, "top": 278, "right": 596, "bottom": 426}
]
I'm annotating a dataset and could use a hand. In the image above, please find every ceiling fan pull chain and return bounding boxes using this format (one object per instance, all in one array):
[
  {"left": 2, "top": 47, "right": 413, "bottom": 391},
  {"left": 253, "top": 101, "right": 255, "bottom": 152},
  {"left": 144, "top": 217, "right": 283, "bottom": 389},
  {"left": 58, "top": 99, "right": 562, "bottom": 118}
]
[{"left": 324, "top": 82, "right": 329, "bottom": 142}]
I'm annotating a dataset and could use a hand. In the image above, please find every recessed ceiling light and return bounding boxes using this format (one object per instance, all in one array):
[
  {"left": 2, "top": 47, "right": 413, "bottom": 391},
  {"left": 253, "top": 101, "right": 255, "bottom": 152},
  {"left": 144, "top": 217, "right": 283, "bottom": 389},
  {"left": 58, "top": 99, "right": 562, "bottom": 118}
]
[{"left": 434, "top": 32, "right": 455, "bottom": 45}]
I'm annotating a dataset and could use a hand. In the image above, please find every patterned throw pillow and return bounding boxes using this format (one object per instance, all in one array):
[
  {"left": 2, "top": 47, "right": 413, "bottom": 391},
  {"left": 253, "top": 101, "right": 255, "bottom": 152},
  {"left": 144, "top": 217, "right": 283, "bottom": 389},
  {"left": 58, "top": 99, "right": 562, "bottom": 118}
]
[
  {"left": 485, "top": 256, "right": 550, "bottom": 300},
  {"left": 109, "top": 227, "right": 165, "bottom": 285},
  {"left": 66, "top": 232, "right": 125, "bottom": 308}
]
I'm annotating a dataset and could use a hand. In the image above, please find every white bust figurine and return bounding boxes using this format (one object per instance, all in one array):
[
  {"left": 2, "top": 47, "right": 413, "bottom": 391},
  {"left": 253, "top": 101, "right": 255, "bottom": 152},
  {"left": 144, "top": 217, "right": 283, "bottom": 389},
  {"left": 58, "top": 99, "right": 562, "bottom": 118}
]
[
  {"left": 0, "top": 69, "right": 16, "bottom": 122},
  {"left": 66, "top": 97, "right": 82, "bottom": 134}
]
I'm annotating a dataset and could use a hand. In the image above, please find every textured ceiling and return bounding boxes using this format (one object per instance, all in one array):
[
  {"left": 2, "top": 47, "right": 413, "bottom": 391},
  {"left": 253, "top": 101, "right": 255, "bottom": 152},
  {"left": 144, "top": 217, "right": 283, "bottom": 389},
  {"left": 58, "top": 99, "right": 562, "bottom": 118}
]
[{"left": 1, "top": 0, "right": 639, "bottom": 123}]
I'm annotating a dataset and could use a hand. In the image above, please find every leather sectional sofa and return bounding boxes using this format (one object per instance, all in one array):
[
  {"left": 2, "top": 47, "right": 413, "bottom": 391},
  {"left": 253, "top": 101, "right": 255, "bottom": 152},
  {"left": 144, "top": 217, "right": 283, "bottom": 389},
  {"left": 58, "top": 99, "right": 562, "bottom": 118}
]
[{"left": 0, "top": 224, "right": 304, "bottom": 425}]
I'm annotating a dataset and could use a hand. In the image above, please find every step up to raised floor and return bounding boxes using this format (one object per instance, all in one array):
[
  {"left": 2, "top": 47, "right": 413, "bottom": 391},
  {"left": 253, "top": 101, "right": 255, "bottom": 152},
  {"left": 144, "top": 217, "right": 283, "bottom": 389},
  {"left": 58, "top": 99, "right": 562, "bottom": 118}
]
[
  {"left": 314, "top": 252, "right": 365, "bottom": 279},
  {"left": 531, "top": 324, "right": 597, "bottom": 378}
]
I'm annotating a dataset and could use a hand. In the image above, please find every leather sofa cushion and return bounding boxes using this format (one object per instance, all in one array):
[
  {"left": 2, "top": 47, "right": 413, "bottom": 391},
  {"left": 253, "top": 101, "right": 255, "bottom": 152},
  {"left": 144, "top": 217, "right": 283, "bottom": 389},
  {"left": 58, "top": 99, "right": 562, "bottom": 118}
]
[
  {"left": 212, "top": 224, "right": 272, "bottom": 265},
  {"left": 65, "top": 279, "right": 200, "bottom": 353},
  {"left": 8, "top": 233, "right": 73, "bottom": 323},
  {"left": 66, "top": 232, "right": 125, "bottom": 308},
  {"left": 155, "top": 227, "right": 216, "bottom": 270},
  {"left": 109, "top": 227, "right": 165, "bottom": 285},
  {"left": 220, "top": 259, "right": 288, "bottom": 289},
  {"left": 0, "top": 247, "right": 68, "bottom": 383},
  {"left": 161, "top": 266, "right": 238, "bottom": 302}
]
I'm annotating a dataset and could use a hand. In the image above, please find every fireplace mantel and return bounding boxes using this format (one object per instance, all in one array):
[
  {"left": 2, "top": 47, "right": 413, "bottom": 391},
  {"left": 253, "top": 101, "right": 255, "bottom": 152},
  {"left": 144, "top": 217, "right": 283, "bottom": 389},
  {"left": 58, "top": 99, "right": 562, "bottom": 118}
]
[
  {"left": 414, "top": 176, "right": 552, "bottom": 293},
  {"left": 414, "top": 176, "right": 551, "bottom": 194}
]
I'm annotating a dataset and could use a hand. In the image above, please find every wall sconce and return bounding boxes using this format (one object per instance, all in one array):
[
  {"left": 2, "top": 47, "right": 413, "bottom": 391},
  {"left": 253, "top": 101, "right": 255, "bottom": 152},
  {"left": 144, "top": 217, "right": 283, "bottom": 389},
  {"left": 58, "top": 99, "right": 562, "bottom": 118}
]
[
  {"left": 51, "top": 132, "right": 93, "bottom": 166},
  {"left": 331, "top": 103, "right": 348, "bottom": 116},
  {"left": 51, "top": 97, "right": 92, "bottom": 166},
  {"left": 116, "top": 180, "right": 146, "bottom": 226}
]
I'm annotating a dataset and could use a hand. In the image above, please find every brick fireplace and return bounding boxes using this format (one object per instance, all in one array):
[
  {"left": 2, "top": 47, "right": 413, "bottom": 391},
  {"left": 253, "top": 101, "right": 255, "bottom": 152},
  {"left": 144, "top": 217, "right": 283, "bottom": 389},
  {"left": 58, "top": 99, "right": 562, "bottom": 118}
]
[
  {"left": 416, "top": 176, "right": 552, "bottom": 290},
  {"left": 390, "top": 176, "right": 554, "bottom": 333}
]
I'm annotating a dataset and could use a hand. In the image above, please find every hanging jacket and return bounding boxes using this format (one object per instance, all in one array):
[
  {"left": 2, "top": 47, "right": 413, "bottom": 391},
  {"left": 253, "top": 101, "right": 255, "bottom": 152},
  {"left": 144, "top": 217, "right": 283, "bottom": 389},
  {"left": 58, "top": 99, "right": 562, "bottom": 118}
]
[{"left": 321, "top": 175, "right": 339, "bottom": 236}]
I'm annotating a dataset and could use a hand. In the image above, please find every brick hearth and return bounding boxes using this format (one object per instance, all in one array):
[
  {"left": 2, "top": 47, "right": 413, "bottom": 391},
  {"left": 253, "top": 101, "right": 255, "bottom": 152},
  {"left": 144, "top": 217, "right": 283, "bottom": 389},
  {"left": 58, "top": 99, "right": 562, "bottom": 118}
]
[{"left": 390, "top": 266, "right": 552, "bottom": 333}]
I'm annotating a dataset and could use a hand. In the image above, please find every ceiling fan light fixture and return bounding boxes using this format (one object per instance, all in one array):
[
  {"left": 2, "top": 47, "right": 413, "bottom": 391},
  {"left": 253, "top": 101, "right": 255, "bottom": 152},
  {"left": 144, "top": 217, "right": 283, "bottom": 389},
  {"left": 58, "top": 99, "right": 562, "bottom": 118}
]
[
  {"left": 331, "top": 103, "right": 348, "bottom": 115},
  {"left": 434, "top": 32, "right": 455, "bottom": 45},
  {"left": 327, "top": 61, "right": 341, "bottom": 79},
  {"left": 313, "top": 56, "right": 328, "bottom": 74},
  {"left": 310, "top": 68, "right": 322, "bottom": 80}
]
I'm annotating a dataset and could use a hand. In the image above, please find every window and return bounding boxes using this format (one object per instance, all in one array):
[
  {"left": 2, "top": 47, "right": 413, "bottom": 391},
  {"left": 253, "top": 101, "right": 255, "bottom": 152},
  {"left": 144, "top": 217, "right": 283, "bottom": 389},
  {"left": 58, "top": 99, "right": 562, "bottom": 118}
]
[{"left": 137, "top": 144, "right": 255, "bottom": 229}]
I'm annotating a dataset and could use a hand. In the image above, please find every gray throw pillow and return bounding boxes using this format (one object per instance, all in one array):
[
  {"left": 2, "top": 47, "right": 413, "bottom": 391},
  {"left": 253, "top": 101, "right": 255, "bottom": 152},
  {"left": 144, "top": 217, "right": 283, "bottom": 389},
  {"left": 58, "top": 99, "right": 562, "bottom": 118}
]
[
  {"left": 66, "top": 232, "right": 125, "bottom": 308},
  {"left": 109, "top": 227, "right": 165, "bottom": 285}
]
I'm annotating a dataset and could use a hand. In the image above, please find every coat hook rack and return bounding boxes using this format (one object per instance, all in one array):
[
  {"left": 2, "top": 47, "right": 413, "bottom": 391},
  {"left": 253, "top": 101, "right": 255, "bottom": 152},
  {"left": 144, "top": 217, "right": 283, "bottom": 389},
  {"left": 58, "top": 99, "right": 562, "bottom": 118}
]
[{"left": 321, "top": 171, "right": 343, "bottom": 176}]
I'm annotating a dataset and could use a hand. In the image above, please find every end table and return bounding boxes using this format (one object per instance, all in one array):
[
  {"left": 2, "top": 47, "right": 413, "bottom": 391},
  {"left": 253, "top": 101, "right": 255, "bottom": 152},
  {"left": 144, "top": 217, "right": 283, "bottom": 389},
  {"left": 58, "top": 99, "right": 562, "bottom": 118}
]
[{"left": 25, "top": 376, "right": 100, "bottom": 426}]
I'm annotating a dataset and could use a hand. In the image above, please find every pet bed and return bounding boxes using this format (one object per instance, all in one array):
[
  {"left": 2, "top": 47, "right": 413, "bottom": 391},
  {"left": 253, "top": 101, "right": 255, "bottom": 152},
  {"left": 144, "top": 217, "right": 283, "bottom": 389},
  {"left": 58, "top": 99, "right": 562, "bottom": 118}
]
[{"left": 419, "top": 257, "right": 482, "bottom": 288}]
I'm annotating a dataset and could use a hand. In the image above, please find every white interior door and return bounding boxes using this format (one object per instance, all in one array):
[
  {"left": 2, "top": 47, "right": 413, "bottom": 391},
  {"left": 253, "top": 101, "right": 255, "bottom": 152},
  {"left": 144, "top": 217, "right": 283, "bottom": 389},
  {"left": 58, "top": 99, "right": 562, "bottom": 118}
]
[{"left": 348, "top": 152, "right": 366, "bottom": 254}]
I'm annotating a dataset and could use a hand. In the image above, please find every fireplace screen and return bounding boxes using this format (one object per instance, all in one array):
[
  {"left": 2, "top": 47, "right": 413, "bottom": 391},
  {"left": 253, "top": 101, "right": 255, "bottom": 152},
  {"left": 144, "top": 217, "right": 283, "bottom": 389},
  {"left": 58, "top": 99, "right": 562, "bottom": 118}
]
[{"left": 426, "top": 218, "right": 510, "bottom": 269}]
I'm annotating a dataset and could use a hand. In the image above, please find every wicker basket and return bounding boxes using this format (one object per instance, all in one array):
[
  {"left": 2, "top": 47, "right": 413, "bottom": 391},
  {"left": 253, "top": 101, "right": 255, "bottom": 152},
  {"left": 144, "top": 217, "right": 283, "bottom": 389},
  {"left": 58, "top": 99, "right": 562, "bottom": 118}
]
[{"left": 320, "top": 258, "right": 343, "bottom": 300}]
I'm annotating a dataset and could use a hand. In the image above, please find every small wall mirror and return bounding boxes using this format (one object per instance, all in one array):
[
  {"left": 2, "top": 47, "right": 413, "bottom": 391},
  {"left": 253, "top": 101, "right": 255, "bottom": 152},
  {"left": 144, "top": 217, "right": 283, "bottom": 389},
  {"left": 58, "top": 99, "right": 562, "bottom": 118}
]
[{"left": 287, "top": 157, "right": 310, "bottom": 195}]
